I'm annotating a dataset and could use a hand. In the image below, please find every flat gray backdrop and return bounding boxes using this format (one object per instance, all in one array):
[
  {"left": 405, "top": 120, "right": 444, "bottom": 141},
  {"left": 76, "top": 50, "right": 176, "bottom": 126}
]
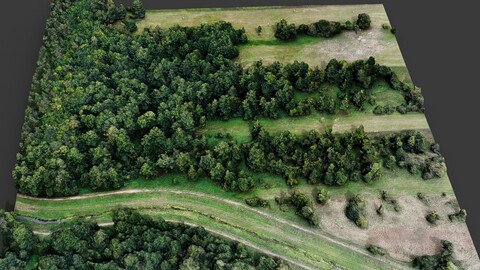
[{"left": 1, "top": 0, "right": 479, "bottom": 256}]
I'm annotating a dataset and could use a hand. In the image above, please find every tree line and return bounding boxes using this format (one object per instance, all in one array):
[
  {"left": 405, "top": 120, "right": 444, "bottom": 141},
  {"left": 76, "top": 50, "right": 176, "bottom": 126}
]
[
  {"left": 275, "top": 13, "right": 371, "bottom": 41},
  {"left": 14, "top": 0, "right": 419, "bottom": 197},
  {"left": 0, "top": 209, "right": 289, "bottom": 269}
]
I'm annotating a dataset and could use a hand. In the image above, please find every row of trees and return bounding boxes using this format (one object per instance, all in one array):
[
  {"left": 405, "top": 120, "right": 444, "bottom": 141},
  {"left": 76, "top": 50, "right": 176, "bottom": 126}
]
[
  {"left": 0, "top": 209, "right": 289, "bottom": 269},
  {"left": 247, "top": 123, "right": 381, "bottom": 187},
  {"left": 275, "top": 13, "right": 371, "bottom": 41}
]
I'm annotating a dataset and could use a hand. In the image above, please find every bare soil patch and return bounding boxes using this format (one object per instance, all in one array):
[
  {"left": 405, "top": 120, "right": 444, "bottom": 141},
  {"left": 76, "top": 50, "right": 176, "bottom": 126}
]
[{"left": 315, "top": 194, "right": 480, "bottom": 269}]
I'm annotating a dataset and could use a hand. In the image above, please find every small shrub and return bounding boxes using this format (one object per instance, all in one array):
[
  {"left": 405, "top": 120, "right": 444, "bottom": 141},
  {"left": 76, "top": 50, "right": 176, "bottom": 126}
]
[
  {"left": 316, "top": 188, "right": 330, "bottom": 205},
  {"left": 396, "top": 104, "right": 408, "bottom": 114},
  {"left": 367, "top": 245, "right": 388, "bottom": 256},
  {"left": 122, "top": 19, "right": 137, "bottom": 32},
  {"left": 384, "top": 105, "right": 395, "bottom": 114},
  {"left": 376, "top": 204, "right": 384, "bottom": 216},
  {"left": 356, "top": 216, "right": 369, "bottom": 229},
  {"left": 426, "top": 210, "right": 441, "bottom": 224},
  {"left": 245, "top": 197, "right": 269, "bottom": 208},
  {"left": 357, "top": 13, "right": 371, "bottom": 30},
  {"left": 382, "top": 23, "right": 391, "bottom": 30},
  {"left": 449, "top": 209, "right": 467, "bottom": 222},
  {"left": 345, "top": 195, "right": 368, "bottom": 228},
  {"left": 275, "top": 19, "right": 297, "bottom": 41},
  {"left": 417, "top": 192, "right": 428, "bottom": 204},
  {"left": 373, "top": 105, "right": 385, "bottom": 115}
]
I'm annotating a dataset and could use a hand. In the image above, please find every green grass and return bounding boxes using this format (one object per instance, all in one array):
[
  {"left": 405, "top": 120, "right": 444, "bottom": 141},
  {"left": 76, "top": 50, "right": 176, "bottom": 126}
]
[
  {"left": 135, "top": 5, "right": 406, "bottom": 68},
  {"left": 137, "top": 5, "right": 390, "bottom": 41},
  {"left": 240, "top": 36, "right": 323, "bottom": 47},
  {"left": 200, "top": 111, "right": 429, "bottom": 141},
  {"left": 17, "top": 183, "right": 414, "bottom": 270}
]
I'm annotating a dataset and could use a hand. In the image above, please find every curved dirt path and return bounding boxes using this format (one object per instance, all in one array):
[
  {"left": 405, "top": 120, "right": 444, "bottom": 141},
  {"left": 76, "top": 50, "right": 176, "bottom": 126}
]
[{"left": 18, "top": 189, "right": 408, "bottom": 269}]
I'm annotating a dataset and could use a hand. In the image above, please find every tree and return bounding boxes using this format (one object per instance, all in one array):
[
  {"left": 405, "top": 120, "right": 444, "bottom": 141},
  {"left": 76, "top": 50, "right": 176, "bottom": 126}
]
[
  {"left": 247, "top": 144, "right": 266, "bottom": 172},
  {"left": 210, "top": 163, "right": 225, "bottom": 182},
  {"left": 274, "top": 19, "right": 297, "bottom": 41},
  {"left": 356, "top": 13, "right": 371, "bottom": 30},
  {"left": 316, "top": 188, "right": 330, "bottom": 205},
  {"left": 128, "top": 0, "right": 146, "bottom": 19},
  {"left": 256, "top": 26, "right": 262, "bottom": 36},
  {"left": 122, "top": 20, "right": 137, "bottom": 32}
]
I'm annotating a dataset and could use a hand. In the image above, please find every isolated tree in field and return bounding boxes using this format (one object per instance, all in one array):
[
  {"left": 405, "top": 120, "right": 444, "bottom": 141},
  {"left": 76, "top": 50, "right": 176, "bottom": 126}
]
[
  {"left": 356, "top": 13, "right": 371, "bottom": 30},
  {"left": 256, "top": 25, "right": 262, "bottom": 35},
  {"left": 129, "top": 0, "right": 146, "bottom": 19},
  {"left": 275, "top": 19, "right": 297, "bottom": 41}
]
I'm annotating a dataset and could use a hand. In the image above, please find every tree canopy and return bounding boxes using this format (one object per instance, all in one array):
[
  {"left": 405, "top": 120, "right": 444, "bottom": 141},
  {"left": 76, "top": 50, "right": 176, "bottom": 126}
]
[{"left": 0, "top": 209, "right": 289, "bottom": 269}]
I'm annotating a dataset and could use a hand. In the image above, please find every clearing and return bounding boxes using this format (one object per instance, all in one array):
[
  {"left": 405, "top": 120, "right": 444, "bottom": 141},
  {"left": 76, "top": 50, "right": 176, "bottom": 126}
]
[{"left": 136, "top": 5, "right": 406, "bottom": 70}]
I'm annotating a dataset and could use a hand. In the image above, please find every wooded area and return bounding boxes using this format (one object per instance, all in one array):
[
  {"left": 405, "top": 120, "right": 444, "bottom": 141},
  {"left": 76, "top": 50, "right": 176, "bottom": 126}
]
[{"left": 13, "top": 0, "right": 421, "bottom": 198}]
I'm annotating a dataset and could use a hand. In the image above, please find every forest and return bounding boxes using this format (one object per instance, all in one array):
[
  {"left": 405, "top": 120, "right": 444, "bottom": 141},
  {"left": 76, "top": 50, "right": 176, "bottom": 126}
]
[
  {"left": 0, "top": 209, "right": 289, "bottom": 269},
  {"left": 12, "top": 0, "right": 428, "bottom": 198}
]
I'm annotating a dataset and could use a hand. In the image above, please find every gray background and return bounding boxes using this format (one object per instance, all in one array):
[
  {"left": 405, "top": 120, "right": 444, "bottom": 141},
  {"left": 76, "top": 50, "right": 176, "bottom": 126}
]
[{"left": 1, "top": 0, "right": 479, "bottom": 256}]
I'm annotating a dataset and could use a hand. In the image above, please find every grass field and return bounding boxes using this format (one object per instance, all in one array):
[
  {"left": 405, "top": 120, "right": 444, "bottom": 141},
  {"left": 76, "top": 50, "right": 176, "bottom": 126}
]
[
  {"left": 16, "top": 165, "right": 457, "bottom": 269},
  {"left": 200, "top": 111, "right": 429, "bottom": 143},
  {"left": 136, "top": 5, "right": 406, "bottom": 69}
]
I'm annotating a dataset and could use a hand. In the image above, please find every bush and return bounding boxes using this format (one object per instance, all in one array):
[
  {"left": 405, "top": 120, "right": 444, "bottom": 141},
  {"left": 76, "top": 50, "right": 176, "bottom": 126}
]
[
  {"left": 426, "top": 210, "right": 441, "bottom": 224},
  {"left": 413, "top": 240, "right": 456, "bottom": 270},
  {"left": 345, "top": 195, "right": 368, "bottom": 228},
  {"left": 122, "top": 19, "right": 137, "bottom": 32},
  {"left": 376, "top": 204, "right": 384, "bottom": 216},
  {"left": 128, "top": 0, "right": 146, "bottom": 19},
  {"left": 297, "top": 24, "right": 309, "bottom": 34},
  {"left": 357, "top": 13, "right": 371, "bottom": 30},
  {"left": 245, "top": 197, "right": 269, "bottom": 207},
  {"left": 356, "top": 216, "right": 369, "bottom": 228},
  {"left": 382, "top": 23, "right": 391, "bottom": 30},
  {"left": 316, "top": 188, "right": 330, "bottom": 205},
  {"left": 275, "top": 19, "right": 297, "bottom": 41},
  {"left": 384, "top": 104, "right": 395, "bottom": 114},
  {"left": 367, "top": 245, "right": 387, "bottom": 256},
  {"left": 449, "top": 209, "right": 467, "bottom": 222},
  {"left": 396, "top": 104, "right": 408, "bottom": 114},
  {"left": 373, "top": 105, "right": 385, "bottom": 115}
]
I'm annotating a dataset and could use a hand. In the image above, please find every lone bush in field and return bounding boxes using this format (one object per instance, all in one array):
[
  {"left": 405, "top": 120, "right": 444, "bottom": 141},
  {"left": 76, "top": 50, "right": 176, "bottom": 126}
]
[
  {"left": 356, "top": 13, "right": 371, "bottom": 30},
  {"left": 367, "top": 245, "right": 388, "bottom": 256},
  {"left": 449, "top": 209, "right": 467, "bottom": 222},
  {"left": 316, "top": 188, "right": 330, "bottom": 205},
  {"left": 426, "top": 210, "right": 441, "bottom": 224},
  {"left": 345, "top": 195, "right": 368, "bottom": 228}
]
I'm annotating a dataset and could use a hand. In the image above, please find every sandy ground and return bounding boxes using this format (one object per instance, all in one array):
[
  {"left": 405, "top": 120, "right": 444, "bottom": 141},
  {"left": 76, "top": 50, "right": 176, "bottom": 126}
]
[{"left": 316, "top": 194, "right": 480, "bottom": 269}]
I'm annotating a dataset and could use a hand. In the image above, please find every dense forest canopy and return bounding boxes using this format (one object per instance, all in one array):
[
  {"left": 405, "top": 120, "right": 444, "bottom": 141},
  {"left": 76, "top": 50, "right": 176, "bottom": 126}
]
[
  {"left": 0, "top": 209, "right": 289, "bottom": 269},
  {"left": 13, "top": 0, "right": 426, "bottom": 198}
]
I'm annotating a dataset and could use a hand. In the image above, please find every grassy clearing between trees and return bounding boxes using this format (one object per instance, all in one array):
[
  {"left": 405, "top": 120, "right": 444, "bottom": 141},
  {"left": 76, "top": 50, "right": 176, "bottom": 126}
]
[
  {"left": 136, "top": 5, "right": 405, "bottom": 68},
  {"left": 200, "top": 112, "right": 429, "bottom": 143}
]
